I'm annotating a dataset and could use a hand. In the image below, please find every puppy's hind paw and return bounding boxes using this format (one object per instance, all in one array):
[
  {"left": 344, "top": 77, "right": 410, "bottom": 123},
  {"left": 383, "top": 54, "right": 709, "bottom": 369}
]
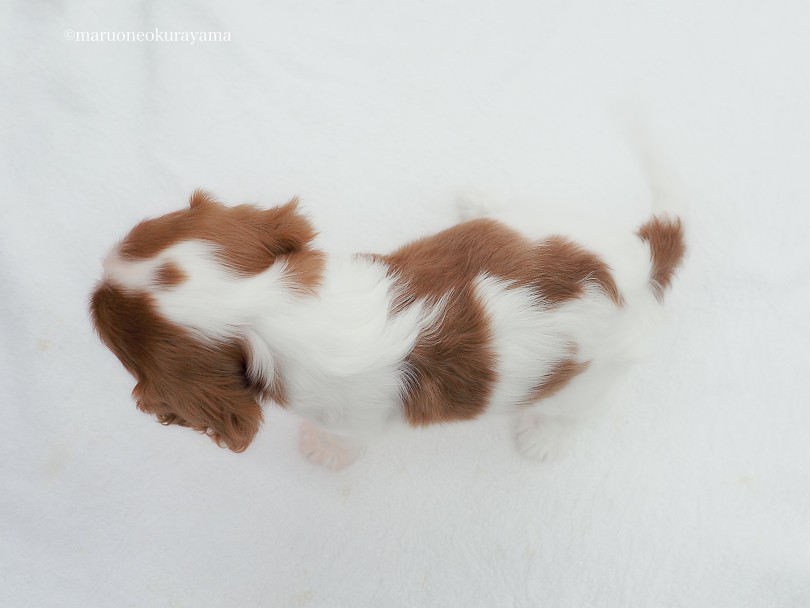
[{"left": 298, "top": 420, "right": 363, "bottom": 471}]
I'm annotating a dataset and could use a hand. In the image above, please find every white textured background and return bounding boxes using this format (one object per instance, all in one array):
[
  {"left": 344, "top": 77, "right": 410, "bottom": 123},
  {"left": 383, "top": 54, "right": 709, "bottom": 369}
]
[{"left": 1, "top": 2, "right": 809, "bottom": 607}]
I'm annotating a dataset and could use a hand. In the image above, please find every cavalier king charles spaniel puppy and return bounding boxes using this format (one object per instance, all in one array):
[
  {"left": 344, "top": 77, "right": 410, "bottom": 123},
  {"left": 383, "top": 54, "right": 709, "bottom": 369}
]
[{"left": 90, "top": 191, "right": 684, "bottom": 470}]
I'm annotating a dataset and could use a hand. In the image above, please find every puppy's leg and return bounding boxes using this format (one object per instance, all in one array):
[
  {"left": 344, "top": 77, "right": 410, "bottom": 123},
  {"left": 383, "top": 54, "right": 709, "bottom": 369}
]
[
  {"left": 513, "top": 372, "right": 609, "bottom": 462},
  {"left": 514, "top": 360, "right": 627, "bottom": 462},
  {"left": 298, "top": 420, "right": 365, "bottom": 471}
]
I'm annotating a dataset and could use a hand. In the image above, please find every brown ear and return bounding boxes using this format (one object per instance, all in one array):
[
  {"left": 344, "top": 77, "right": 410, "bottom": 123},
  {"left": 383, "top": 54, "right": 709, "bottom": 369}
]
[
  {"left": 189, "top": 189, "right": 217, "bottom": 209},
  {"left": 136, "top": 339, "right": 264, "bottom": 452},
  {"left": 260, "top": 198, "right": 316, "bottom": 255},
  {"left": 92, "top": 284, "right": 264, "bottom": 453},
  {"left": 137, "top": 375, "right": 263, "bottom": 452}
]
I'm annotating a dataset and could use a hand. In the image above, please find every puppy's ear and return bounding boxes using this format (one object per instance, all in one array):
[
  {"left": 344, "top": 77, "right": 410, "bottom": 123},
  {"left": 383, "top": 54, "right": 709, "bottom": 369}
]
[
  {"left": 135, "top": 340, "right": 264, "bottom": 453},
  {"left": 92, "top": 284, "right": 264, "bottom": 453},
  {"left": 260, "top": 197, "right": 316, "bottom": 255},
  {"left": 189, "top": 189, "right": 217, "bottom": 209},
  {"left": 137, "top": 378, "right": 262, "bottom": 452}
]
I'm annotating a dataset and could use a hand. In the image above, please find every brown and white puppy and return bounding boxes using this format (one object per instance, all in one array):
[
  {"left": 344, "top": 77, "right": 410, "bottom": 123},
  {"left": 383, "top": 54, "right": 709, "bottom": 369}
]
[{"left": 90, "top": 191, "right": 684, "bottom": 469}]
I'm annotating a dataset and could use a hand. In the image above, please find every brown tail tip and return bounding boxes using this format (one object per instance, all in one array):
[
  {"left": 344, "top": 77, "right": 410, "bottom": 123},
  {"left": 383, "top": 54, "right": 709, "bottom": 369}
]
[{"left": 637, "top": 215, "right": 685, "bottom": 301}]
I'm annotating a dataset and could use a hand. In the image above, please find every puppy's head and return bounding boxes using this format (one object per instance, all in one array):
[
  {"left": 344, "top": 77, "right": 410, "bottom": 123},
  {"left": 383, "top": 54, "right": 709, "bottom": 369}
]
[{"left": 89, "top": 191, "right": 317, "bottom": 451}]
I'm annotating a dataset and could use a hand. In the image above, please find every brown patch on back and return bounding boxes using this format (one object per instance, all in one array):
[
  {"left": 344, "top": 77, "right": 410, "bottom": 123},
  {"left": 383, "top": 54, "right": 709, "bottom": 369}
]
[
  {"left": 399, "top": 286, "right": 496, "bottom": 425},
  {"left": 154, "top": 261, "right": 186, "bottom": 288},
  {"left": 637, "top": 216, "right": 686, "bottom": 301},
  {"left": 120, "top": 194, "right": 316, "bottom": 276},
  {"left": 383, "top": 219, "right": 621, "bottom": 309},
  {"left": 380, "top": 218, "right": 619, "bottom": 426},
  {"left": 89, "top": 282, "right": 265, "bottom": 452},
  {"left": 524, "top": 358, "right": 589, "bottom": 405},
  {"left": 534, "top": 237, "right": 622, "bottom": 306}
]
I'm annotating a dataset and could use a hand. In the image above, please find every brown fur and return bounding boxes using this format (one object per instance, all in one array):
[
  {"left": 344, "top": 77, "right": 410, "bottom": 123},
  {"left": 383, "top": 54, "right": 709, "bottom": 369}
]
[
  {"left": 398, "top": 286, "right": 496, "bottom": 425},
  {"left": 384, "top": 219, "right": 621, "bottom": 309},
  {"left": 89, "top": 283, "right": 264, "bottom": 452},
  {"left": 534, "top": 236, "right": 622, "bottom": 306},
  {"left": 154, "top": 261, "right": 186, "bottom": 288},
  {"left": 637, "top": 216, "right": 686, "bottom": 301},
  {"left": 120, "top": 192, "right": 316, "bottom": 276},
  {"left": 381, "top": 218, "right": 620, "bottom": 425},
  {"left": 279, "top": 250, "right": 327, "bottom": 294},
  {"left": 525, "top": 358, "right": 589, "bottom": 405}
]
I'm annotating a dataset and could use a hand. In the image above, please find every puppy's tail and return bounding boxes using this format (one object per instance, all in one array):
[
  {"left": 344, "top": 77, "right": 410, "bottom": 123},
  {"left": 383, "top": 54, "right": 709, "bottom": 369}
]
[{"left": 636, "top": 215, "right": 685, "bottom": 302}]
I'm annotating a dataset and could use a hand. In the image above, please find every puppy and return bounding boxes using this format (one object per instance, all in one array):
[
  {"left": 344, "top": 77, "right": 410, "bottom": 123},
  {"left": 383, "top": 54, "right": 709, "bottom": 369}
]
[{"left": 90, "top": 191, "right": 684, "bottom": 469}]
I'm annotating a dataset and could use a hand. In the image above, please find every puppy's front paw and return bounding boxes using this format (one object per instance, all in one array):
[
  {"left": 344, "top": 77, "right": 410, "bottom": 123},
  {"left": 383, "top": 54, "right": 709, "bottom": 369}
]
[
  {"left": 298, "top": 421, "right": 362, "bottom": 471},
  {"left": 514, "top": 412, "right": 567, "bottom": 463}
]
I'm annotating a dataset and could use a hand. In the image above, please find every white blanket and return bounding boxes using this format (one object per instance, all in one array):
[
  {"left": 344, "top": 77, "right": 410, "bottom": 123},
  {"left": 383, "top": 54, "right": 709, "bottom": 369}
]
[{"left": 2, "top": 1, "right": 808, "bottom": 606}]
